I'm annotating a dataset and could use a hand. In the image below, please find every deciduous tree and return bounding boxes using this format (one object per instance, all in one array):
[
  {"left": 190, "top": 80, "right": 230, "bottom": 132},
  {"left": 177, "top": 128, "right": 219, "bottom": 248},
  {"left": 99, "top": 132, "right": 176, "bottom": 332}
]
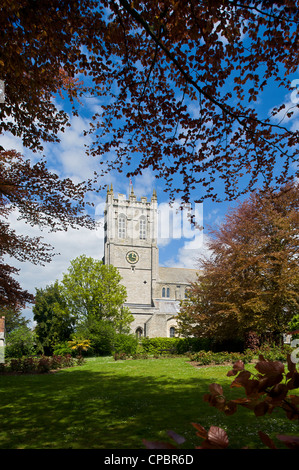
[
  {"left": 33, "top": 281, "right": 75, "bottom": 355},
  {"left": 58, "top": 255, "right": 133, "bottom": 333},
  {"left": 178, "top": 183, "right": 299, "bottom": 344}
]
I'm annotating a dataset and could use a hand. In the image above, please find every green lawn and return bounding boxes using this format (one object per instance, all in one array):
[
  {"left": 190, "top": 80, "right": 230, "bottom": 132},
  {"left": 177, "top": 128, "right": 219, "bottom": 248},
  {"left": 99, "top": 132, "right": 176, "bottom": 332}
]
[{"left": 0, "top": 356, "right": 297, "bottom": 449}]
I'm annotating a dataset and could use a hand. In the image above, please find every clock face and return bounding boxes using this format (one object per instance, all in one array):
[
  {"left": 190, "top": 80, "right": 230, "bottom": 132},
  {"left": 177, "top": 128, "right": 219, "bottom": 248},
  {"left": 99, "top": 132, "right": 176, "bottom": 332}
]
[{"left": 126, "top": 250, "right": 139, "bottom": 264}]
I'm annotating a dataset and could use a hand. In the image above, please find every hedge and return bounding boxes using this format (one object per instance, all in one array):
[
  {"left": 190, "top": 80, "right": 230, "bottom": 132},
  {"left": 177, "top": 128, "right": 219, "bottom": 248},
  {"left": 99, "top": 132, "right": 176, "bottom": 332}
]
[{"left": 139, "top": 337, "right": 211, "bottom": 355}]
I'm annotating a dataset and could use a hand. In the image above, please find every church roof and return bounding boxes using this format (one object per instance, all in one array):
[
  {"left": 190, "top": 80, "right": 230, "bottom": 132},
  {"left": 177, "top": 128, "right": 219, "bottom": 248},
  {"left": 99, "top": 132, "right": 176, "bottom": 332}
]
[
  {"left": 154, "top": 299, "right": 181, "bottom": 314},
  {"left": 158, "top": 266, "right": 199, "bottom": 285}
]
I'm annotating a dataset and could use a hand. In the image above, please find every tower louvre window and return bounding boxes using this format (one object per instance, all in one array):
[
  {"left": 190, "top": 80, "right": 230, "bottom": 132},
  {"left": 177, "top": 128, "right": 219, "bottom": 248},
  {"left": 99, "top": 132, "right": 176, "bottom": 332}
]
[
  {"left": 140, "top": 217, "right": 146, "bottom": 239},
  {"left": 118, "top": 215, "right": 126, "bottom": 239}
]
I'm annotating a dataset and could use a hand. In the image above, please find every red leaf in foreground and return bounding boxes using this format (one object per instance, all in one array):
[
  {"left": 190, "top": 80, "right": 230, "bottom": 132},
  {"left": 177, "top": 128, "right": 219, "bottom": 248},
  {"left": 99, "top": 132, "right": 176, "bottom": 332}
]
[
  {"left": 254, "top": 401, "right": 269, "bottom": 417},
  {"left": 258, "top": 431, "right": 277, "bottom": 449},
  {"left": 209, "top": 383, "right": 224, "bottom": 395},
  {"left": 255, "top": 360, "right": 284, "bottom": 376},
  {"left": 206, "top": 426, "right": 229, "bottom": 449},
  {"left": 233, "top": 360, "right": 245, "bottom": 371},
  {"left": 191, "top": 422, "right": 208, "bottom": 439}
]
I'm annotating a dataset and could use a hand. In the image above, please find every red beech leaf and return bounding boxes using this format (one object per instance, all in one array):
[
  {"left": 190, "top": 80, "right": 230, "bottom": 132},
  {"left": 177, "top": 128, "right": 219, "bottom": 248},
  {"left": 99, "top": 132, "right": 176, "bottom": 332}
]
[
  {"left": 254, "top": 401, "right": 269, "bottom": 417},
  {"left": 209, "top": 383, "right": 223, "bottom": 395},
  {"left": 191, "top": 422, "right": 208, "bottom": 439},
  {"left": 233, "top": 360, "right": 244, "bottom": 371},
  {"left": 207, "top": 426, "right": 229, "bottom": 449},
  {"left": 224, "top": 401, "right": 237, "bottom": 415},
  {"left": 231, "top": 370, "right": 251, "bottom": 388},
  {"left": 203, "top": 393, "right": 212, "bottom": 403},
  {"left": 258, "top": 431, "right": 277, "bottom": 449},
  {"left": 255, "top": 360, "right": 284, "bottom": 376}
]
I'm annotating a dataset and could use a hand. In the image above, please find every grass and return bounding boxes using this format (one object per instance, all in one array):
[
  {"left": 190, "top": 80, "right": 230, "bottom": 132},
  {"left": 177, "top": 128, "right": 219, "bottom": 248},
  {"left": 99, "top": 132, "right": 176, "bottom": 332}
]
[{"left": 0, "top": 356, "right": 297, "bottom": 449}]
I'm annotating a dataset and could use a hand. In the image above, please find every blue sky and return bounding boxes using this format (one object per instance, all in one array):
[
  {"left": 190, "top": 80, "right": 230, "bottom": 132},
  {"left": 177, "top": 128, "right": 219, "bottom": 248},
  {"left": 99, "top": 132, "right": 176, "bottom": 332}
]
[{"left": 2, "top": 59, "right": 299, "bottom": 325}]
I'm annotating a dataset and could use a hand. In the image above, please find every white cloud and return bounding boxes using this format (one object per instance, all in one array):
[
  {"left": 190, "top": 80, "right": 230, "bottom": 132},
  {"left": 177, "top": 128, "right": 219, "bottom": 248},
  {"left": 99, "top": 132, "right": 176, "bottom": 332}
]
[{"left": 5, "top": 207, "right": 105, "bottom": 324}]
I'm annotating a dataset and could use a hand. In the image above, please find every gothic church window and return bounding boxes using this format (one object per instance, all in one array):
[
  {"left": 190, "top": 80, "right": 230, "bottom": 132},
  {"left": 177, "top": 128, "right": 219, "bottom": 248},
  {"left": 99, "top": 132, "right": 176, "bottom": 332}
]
[
  {"left": 118, "top": 215, "right": 126, "bottom": 239},
  {"left": 139, "top": 217, "right": 146, "bottom": 239}
]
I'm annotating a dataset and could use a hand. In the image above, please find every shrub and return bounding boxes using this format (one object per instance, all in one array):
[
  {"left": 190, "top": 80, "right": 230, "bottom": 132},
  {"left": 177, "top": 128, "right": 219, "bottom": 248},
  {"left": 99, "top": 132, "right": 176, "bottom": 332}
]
[
  {"left": 53, "top": 342, "right": 73, "bottom": 356},
  {"left": 68, "top": 337, "right": 91, "bottom": 356},
  {"left": 188, "top": 344, "right": 290, "bottom": 367},
  {"left": 76, "top": 319, "right": 116, "bottom": 356},
  {"left": 114, "top": 352, "right": 128, "bottom": 361},
  {"left": 0, "top": 354, "right": 76, "bottom": 374},
  {"left": 5, "top": 326, "right": 36, "bottom": 358},
  {"left": 37, "top": 356, "right": 51, "bottom": 373},
  {"left": 113, "top": 333, "right": 138, "bottom": 356}
]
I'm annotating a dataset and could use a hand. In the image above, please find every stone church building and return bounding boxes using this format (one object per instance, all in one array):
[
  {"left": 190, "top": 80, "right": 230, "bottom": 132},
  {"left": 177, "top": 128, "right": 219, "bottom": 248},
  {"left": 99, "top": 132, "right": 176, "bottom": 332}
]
[{"left": 103, "top": 185, "right": 198, "bottom": 338}]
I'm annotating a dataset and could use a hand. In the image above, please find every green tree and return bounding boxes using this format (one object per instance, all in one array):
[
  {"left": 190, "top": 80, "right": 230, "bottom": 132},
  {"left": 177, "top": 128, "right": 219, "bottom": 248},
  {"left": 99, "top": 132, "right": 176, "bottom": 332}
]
[
  {"left": 33, "top": 281, "right": 75, "bottom": 355},
  {"left": 5, "top": 325, "right": 35, "bottom": 358},
  {"left": 75, "top": 318, "right": 117, "bottom": 356},
  {"left": 59, "top": 255, "right": 133, "bottom": 333},
  {"left": 178, "top": 183, "right": 299, "bottom": 345}
]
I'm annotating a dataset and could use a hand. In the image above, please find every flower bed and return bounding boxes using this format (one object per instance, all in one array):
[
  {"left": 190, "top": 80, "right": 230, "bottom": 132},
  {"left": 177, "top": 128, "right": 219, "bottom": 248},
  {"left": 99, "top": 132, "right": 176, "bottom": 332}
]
[{"left": 188, "top": 344, "right": 293, "bottom": 367}]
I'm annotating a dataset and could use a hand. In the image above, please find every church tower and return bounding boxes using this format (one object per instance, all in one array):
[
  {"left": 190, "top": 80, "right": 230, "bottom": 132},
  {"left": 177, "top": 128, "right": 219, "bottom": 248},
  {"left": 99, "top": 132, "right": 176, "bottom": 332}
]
[
  {"left": 103, "top": 184, "right": 199, "bottom": 338},
  {"left": 103, "top": 184, "right": 158, "bottom": 308}
]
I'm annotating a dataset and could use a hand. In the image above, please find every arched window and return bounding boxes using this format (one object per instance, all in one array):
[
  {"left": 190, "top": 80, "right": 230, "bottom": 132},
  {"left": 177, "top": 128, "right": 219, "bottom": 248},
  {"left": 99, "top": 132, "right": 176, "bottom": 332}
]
[
  {"left": 136, "top": 327, "right": 143, "bottom": 338},
  {"left": 162, "top": 287, "right": 166, "bottom": 298},
  {"left": 170, "top": 327, "right": 176, "bottom": 338},
  {"left": 118, "top": 215, "right": 126, "bottom": 239},
  {"left": 166, "top": 287, "right": 170, "bottom": 298},
  {"left": 140, "top": 217, "right": 146, "bottom": 239}
]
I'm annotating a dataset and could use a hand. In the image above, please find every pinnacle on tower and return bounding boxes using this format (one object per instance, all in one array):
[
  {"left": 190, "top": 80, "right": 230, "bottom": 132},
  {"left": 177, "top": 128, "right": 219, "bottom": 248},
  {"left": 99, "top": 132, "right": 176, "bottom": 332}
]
[{"left": 106, "top": 183, "right": 114, "bottom": 200}]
